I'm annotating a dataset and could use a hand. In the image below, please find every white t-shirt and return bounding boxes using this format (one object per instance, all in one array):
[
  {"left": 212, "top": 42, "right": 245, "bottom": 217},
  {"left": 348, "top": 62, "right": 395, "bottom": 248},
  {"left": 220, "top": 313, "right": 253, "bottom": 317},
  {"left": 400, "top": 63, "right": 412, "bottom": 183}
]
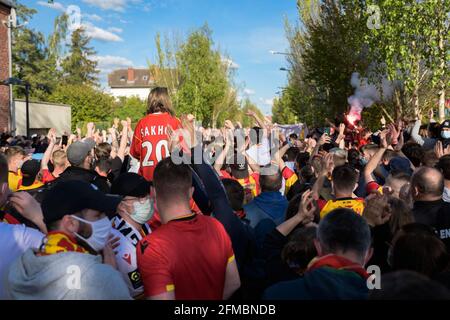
[
  {"left": 0, "top": 223, "right": 44, "bottom": 300},
  {"left": 111, "top": 216, "right": 151, "bottom": 298}
]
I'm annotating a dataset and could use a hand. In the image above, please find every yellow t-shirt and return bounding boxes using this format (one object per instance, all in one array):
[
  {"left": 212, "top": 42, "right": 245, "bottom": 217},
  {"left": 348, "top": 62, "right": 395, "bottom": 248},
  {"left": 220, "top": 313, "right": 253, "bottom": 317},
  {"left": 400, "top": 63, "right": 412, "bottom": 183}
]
[
  {"left": 320, "top": 198, "right": 365, "bottom": 219},
  {"left": 8, "top": 170, "right": 22, "bottom": 192},
  {"left": 17, "top": 181, "right": 44, "bottom": 191}
]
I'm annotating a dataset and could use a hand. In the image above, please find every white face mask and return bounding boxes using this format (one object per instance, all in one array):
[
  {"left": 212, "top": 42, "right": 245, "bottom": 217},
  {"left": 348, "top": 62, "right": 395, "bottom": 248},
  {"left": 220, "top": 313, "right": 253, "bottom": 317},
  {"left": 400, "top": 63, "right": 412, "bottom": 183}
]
[
  {"left": 131, "top": 198, "right": 154, "bottom": 224},
  {"left": 72, "top": 215, "right": 111, "bottom": 252},
  {"left": 441, "top": 131, "right": 450, "bottom": 139}
]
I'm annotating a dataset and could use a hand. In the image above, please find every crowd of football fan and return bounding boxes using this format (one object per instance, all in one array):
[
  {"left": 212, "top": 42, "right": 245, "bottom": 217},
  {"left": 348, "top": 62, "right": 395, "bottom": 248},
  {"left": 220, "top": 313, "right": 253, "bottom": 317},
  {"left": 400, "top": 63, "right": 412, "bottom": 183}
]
[{"left": 1, "top": 87, "right": 450, "bottom": 300}]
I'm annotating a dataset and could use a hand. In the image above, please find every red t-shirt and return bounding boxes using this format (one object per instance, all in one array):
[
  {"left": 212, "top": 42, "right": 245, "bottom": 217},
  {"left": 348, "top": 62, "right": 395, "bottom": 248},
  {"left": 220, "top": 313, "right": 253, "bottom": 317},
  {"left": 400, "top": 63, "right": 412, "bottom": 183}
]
[
  {"left": 130, "top": 113, "right": 181, "bottom": 181},
  {"left": 41, "top": 169, "right": 56, "bottom": 184},
  {"left": 137, "top": 214, "right": 235, "bottom": 300}
]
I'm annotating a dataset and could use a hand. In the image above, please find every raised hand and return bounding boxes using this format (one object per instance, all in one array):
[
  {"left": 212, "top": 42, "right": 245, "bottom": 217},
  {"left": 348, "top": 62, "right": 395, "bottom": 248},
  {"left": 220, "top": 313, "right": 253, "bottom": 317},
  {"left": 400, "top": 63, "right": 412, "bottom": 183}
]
[
  {"left": 296, "top": 190, "right": 316, "bottom": 224},
  {"left": 435, "top": 140, "right": 450, "bottom": 159},
  {"left": 339, "top": 123, "right": 346, "bottom": 135},
  {"left": 318, "top": 133, "right": 332, "bottom": 146},
  {"left": 47, "top": 128, "right": 57, "bottom": 144},
  {"left": 224, "top": 120, "right": 234, "bottom": 130},
  {"left": 320, "top": 153, "right": 334, "bottom": 176},
  {"left": 363, "top": 193, "right": 391, "bottom": 227},
  {"left": 379, "top": 129, "right": 389, "bottom": 148}
]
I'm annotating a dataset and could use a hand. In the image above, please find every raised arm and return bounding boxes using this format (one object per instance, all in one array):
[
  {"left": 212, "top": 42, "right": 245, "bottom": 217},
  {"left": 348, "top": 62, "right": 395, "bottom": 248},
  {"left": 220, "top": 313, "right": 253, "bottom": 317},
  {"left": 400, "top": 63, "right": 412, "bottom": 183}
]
[
  {"left": 189, "top": 144, "right": 256, "bottom": 271},
  {"left": 364, "top": 131, "right": 388, "bottom": 184},
  {"left": 41, "top": 129, "right": 56, "bottom": 170},
  {"left": 311, "top": 153, "right": 333, "bottom": 200},
  {"left": 86, "top": 122, "right": 95, "bottom": 139},
  {"left": 213, "top": 131, "right": 232, "bottom": 174},
  {"left": 246, "top": 110, "right": 267, "bottom": 131},
  {"left": 411, "top": 119, "right": 425, "bottom": 146},
  {"left": 117, "top": 120, "right": 129, "bottom": 162},
  {"left": 309, "top": 133, "right": 331, "bottom": 164},
  {"left": 276, "top": 190, "right": 316, "bottom": 236}
]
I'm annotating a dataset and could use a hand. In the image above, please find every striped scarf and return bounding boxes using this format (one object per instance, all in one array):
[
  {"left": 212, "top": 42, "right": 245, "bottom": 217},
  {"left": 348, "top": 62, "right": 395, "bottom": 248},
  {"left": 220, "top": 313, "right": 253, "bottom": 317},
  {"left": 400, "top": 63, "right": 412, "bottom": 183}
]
[
  {"left": 40, "top": 231, "right": 88, "bottom": 255},
  {"left": 307, "top": 254, "right": 369, "bottom": 279}
]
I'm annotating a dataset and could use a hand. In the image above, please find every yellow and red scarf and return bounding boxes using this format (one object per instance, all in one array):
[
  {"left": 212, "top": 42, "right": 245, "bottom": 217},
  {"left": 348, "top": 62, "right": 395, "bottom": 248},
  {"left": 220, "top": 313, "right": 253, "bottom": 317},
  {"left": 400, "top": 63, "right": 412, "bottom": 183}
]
[
  {"left": 307, "top": 254, "right": 369, "bottom": 279},
  {"left": 40, "top": 231, "right": 88, "bottom": 256}
]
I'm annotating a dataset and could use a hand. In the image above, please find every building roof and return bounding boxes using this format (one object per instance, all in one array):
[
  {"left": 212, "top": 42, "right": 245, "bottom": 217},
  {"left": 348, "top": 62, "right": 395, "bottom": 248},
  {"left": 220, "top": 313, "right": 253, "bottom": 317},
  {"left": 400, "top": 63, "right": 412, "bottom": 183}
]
[
  {"left": 0, "top": 0, "right": 15, "bottom": 8},
  {"left": 108, "top": 68, "right": 154, "bottom": 88},
  {"left": 108, "top": 67, "right": 180, "bottom": 89}
]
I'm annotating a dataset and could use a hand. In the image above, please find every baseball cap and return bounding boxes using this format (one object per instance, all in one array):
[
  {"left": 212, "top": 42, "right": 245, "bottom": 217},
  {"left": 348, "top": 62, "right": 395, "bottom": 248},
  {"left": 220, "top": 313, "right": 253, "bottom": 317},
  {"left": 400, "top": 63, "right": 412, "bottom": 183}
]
[
  {"left": 41, "top": 180, "right": 122, "bottom": 225},
  {"left": 21, "top": 159, "right": 41, "bottom": 186},
  {"left": 389, "top": 157, "right": 413, "bottom": 176},
  {"left": 111, "top": 172, "right": 152, "bottom": 198},
  {"left": 230, "top": 154, "right": 249, "bottom": 179},
  {"left": 67, "top": 138, "right": 96, "bottom": 166},
  {"left": 441, "top": 120, "right": 450, "bottom": 130}
]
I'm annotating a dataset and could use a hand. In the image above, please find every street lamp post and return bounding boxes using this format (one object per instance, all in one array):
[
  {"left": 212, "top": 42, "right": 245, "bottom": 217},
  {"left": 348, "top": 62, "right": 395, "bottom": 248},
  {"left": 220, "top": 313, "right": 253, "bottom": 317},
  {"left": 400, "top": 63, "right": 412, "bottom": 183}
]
[
  {"left": 1, "top": 77, "right": 31, "bottom": 137},
  {"left": 25, "top": 82, "right": 30, "bottom": 138},
  {"left": 279, "top": 67, "right": 291, "bottom": 72}
]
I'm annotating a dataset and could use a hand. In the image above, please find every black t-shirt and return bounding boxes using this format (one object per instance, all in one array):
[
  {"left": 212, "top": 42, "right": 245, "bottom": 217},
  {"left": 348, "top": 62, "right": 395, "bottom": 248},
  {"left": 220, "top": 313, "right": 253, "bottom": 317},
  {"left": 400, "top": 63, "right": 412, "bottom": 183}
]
[
  {"left": 108, "top": 157, "right": 123, "bottom": 182},
  {"left": 414, "top": 200, "right": 450, "bottom": 251}
]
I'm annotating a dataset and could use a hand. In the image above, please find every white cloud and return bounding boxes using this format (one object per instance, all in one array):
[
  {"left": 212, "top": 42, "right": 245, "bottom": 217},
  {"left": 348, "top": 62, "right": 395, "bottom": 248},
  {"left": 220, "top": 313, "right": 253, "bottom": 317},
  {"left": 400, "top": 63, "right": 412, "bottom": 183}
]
[
  {"left": 264, "top": 98, "right": 274, "bottom": 106},
  {"left": 259, "top": 97, "right": 274, "bottom": 106},
  {"left": 244, "top": 88, "right": 255, "bottom": 95},
  {"left": 221, "top": 57, "right": 239, "bottom": 69},
  {"left": 108, "top": 27, "right": 123, "bottom": 33},
  {"left": 82, "top": 0, "right": 142, "bottom": 12},
  {"left": 37, "top": 2, "right": 105, "bottom": 25},
  {"left": 93, "top": 55, "right": 133, "bottom": 75},
  {"left": 37, "top": 1, "right": 65, "bottom": 12},
  {"left": 82, "top": 22, "right": 123, "bottom": 42},
  {"left": 83, "top": 13, "right": 103, "bottom": 22}
]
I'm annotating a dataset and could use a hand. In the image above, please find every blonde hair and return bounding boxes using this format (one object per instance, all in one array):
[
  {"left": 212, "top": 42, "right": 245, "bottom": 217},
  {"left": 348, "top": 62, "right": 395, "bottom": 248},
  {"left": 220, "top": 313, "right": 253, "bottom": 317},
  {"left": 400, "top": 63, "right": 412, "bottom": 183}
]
[
  {"left": 52, "top": 150, "right": 67, "bottom": 168},
  {"left": 147, "top": 87, "right": 175, "bottom": 116}
]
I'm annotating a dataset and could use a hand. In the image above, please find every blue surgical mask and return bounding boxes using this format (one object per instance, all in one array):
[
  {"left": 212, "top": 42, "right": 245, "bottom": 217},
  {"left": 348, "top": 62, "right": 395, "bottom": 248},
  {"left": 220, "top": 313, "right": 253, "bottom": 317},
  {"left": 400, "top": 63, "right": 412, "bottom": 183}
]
[{"left": 441, "top": 131, "right": 450, "bottom": 139}]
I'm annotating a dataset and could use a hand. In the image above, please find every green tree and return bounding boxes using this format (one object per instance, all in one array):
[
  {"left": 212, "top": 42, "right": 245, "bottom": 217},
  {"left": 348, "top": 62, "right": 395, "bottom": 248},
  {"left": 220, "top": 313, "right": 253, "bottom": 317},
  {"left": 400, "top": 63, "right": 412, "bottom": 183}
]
[
  {"left": 48, "top": 13, "right": 69, "bottom": 65},
  {"left": 272, "top": 96, "right": 297, "bottom": 124},
  {"left": 300, "top": 0, "right": 371, "bottom": 116},
  {"left": 149, "top": 32, "right": 182, "bottom": 98},
  {"left": 61, "top": 28, "right": 99, "bottom": 86},
  {"left": 150, "top": 25, "right": 238, "bottom": 127},
  {"left": 240, "top": 99, "right": 265, "bottom": 128},
  {"left": 175, "top": 25, "right": 229, "bottom": 127},
  {"left": 111, "top": 96, "right": 147, "bottom": 123},
  {"left": 366, "top": 0, "right": 449, "bottom": 120},
  {"left": 11, "top": 2, "right": 57, "bottom": 100},
  {"left": 49, "top": 84, "right": 114, "bottom": 130}
]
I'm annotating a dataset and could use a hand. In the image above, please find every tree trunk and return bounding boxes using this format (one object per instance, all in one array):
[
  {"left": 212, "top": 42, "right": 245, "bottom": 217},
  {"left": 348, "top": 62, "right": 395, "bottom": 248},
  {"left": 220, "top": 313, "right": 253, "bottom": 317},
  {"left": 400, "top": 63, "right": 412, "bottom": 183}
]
[
  {"left": 394, "top": 88, "right": 402, "bottom": 121},
  {"left": 412, "top": 86, "right": 420, "bottom": 119},
  {"left": 438, "top": 87, "right": 446, "bottom": 122},
  {"left": 438, "top": 31, "right": 446, "bottom": 122}
]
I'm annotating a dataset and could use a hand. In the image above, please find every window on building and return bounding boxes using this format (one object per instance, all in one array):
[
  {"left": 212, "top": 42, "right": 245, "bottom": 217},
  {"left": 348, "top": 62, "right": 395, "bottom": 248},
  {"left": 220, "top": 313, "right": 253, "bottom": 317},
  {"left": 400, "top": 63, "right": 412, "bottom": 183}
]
[
  {"left": 120, "top": 76, "right": 126, "bottom": 81},
  {"left": 143, "top": 75, "right": 148, "bottom": 81}
]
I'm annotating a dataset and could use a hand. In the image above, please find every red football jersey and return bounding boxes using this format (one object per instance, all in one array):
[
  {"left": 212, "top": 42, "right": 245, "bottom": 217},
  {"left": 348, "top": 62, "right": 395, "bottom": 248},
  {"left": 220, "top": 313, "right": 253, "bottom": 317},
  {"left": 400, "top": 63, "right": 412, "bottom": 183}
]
[
  {"left": 130, "top": 113, "right": 181, "bottom": 181},
  {"left": 137, "top": 214, "right": 235, "bottom": 300}
]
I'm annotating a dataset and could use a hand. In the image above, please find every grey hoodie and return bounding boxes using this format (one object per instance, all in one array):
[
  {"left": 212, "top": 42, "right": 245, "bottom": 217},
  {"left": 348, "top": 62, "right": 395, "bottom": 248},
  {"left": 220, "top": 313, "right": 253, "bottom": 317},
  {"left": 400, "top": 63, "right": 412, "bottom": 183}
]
[{"left": 8, "top": 249, "right": 132, "bottom": 300}]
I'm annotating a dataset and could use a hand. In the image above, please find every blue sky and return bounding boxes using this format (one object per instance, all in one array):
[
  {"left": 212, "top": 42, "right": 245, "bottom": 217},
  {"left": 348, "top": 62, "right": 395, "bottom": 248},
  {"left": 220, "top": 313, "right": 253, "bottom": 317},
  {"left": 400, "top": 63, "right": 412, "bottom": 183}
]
[{"left": 26, "top": 0, "right": 299, "bottom": 115}]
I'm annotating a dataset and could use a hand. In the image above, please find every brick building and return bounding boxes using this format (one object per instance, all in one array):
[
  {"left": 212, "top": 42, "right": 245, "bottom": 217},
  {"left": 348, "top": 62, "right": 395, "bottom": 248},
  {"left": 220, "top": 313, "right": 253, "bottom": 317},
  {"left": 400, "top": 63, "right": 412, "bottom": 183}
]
[{"left": 0, "top": 0, "right": 14, "bottom": 131}]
